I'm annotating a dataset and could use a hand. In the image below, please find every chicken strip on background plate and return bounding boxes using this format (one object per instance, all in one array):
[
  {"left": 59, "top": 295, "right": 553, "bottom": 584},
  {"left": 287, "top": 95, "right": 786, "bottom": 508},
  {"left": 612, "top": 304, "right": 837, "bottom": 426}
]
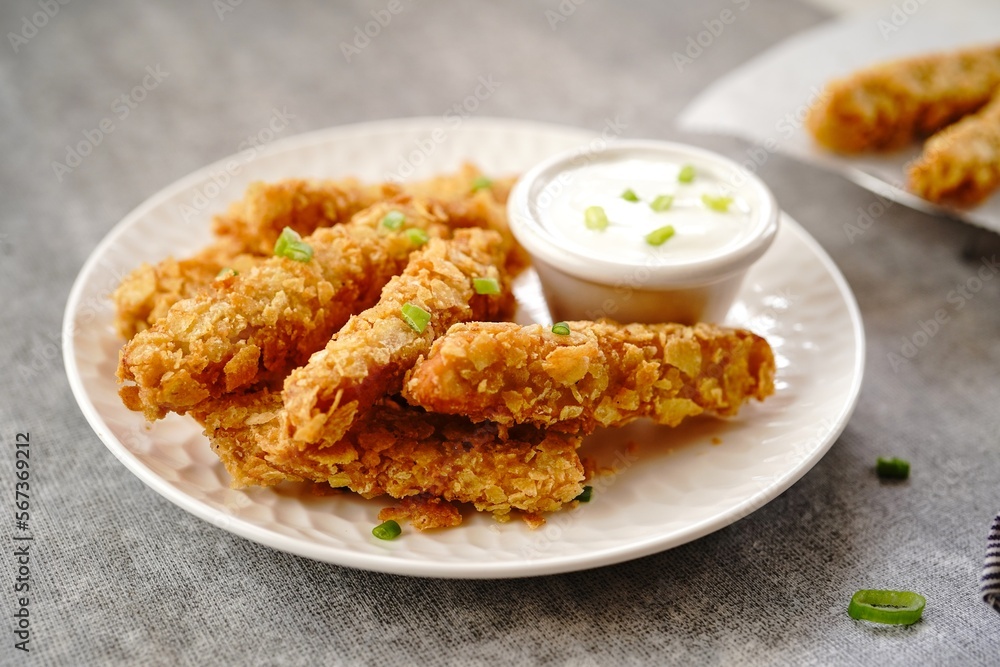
[
  {"left": 908, "top": 89, "right": 1000, "bottom": 207},
  {"left": 807, "top": 44, "right": 1000, "bottom": 153}
]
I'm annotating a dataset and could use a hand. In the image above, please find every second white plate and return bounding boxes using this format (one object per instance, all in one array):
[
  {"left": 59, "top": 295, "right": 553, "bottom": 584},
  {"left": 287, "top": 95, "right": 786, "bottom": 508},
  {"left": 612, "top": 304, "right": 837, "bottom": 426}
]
[{"left": 63, "top": 118, "right": 864, "bottom": 578}]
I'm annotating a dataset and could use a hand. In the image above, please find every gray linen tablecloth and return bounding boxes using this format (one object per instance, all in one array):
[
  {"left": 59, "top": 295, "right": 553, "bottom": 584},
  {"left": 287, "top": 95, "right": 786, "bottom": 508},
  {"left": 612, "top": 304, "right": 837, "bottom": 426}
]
[{"left": 1, "top": 1, "right": 998, "bottom": 665}]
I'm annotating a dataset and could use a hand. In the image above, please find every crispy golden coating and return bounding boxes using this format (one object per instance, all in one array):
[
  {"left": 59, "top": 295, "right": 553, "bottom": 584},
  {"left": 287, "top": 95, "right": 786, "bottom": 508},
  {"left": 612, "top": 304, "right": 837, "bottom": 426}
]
[
  {"left": 908, "top": 90, "right": 1000, "bottom": 207},
  {"left": 196, "top": 391, "right": 584, "bottom": 520},
  {"left": 807, "top": 44, "right": 1000, "bottom": 153},
  {"left": 276, "top": 400, "right": 584, "bottom": 519},
  {"left": 112, "top": 238, "right": 261, "bottom": 340},
  {"left": 115, "top": 166, "right": 522, "bottom": 338},
  {"left": 397, "top": 163, "right": 524, "bottom": 272},
  {"left": 279, "top": 228, "right": 513, "bottom": 448},
  {"left": 212, "top": 164, "right": 519, "bottom": 257},
  {"left": 403, "top": 321, "right": 775, "bottom": 433},
  {"left": 192, "top": 389, "right": 303, "bottom": 488},
  {"left": 403, "top": 162, "right": 506, "bottom": 202},
  {"left": 378, "top": 497, "right": 462, "bottom": 531},
  {"left": 117, "top": 199, "right": 455, "bottom": 421},
  {"left": 434, "top": 189, "right": 528, "bottom": 274},
  {"left": 213, "top": 178, "right": 398, "bottom": 255}
]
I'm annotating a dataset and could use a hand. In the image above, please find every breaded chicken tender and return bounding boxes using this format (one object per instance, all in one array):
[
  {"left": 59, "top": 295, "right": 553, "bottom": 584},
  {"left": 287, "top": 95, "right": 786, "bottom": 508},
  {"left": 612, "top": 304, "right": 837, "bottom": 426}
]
[
  {"left": 403, "top": 321, "right": 775, "bottom": 433},
  {"left": 213, "top": 163, "right": 517, "bottom": 256},
  {"left": 112, "top": 238, "right": 261, "bottom": 340},
  {"left": 279, "top": 228, "right": 513, "bottom": 449},
  {"left": 212, "top": 178, "right": 398, "bottom": 255},
  {"left": 196, "top": 391, "right": 584, "bottom": 524},
  {"left": 114, "top": 166, "right": 522, "bottom": 338},
  {"left": 807, "top": 44, "right": 1000, "bottom": 153},
  {"left": 118, "top": 199, "right": 457, "bottom": 421},
  {"left": 192, "top": 389, "right": 304, "bottom": 488},
  {"left": 908, "top": 90, "right": 1000, "bottom": 207},
  {"left": 433, "top": 189, "right": 528, "bottom": 274}
]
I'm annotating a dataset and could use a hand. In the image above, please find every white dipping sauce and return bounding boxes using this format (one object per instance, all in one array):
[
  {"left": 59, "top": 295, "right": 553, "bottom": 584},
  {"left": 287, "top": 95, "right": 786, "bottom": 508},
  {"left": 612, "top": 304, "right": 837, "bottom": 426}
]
[{"left": 536, "top": 157, "right": 753, "bottom": 265}]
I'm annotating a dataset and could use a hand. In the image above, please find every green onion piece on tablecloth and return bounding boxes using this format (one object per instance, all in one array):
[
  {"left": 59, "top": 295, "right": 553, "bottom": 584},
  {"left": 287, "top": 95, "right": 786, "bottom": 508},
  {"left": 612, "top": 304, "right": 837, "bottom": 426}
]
[
  {"left": 848, "top": 590, "right": 925, "bottom": 625},
  {"left": 876, "top": 457, "right": 910, "bottom": 480}
]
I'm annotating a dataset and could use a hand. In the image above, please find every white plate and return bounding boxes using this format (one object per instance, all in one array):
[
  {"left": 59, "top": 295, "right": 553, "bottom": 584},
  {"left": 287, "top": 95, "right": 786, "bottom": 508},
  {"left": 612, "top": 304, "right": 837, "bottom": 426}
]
[{"left": 63, "top": 118, "right": 865, "bottom": 579}]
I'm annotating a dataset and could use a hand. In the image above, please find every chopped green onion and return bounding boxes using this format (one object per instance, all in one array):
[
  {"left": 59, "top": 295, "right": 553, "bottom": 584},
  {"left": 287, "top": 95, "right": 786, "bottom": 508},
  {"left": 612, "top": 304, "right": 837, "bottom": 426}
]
[
  {"left": 645, "top": 225, "right": 676, "bottom": 247},
  {"left": 584, "top": 205, "right": 609, "bottom": 231},
  {"left": 471, "top": 175, "right": 493, "bottom": 193},
  {"left": 848, "top": 590, "right": 925, "bottom": 625},
  {"left": 401, "top": 302, "right": 431, "bottom": 334},
  {"left": 473, "top": 277, "right": 501, "bottom": 295},
  {"left": 372, "top": 520, "right": 401, "bottom": 540},
  {"left": 381, "top": 210, "right": 406, "bottom": 231},
  {"left": 701, "top": 194, "right": 733, "bottom": 212},
  {"left": 273, "top": 227, "right": 314, "bottom": 262},
  {"left": 551, "top": 322, "right": 571, "bottom": 336},
  {"left": 678, "top": 164, "right": 696, "bottom": 183},
  {"left": 621, "top": 188, "right": 640, "bottom": 202},
  {"left": 650, "top": 194, "right": 674, "bottom": 212},
  {"left": 574, "top": 486, "right": 593, "bottom": 502},
  {"left": 215, "top": 267, "right": 238, "bottom": 279},
  {"left": 405, "top": 228, "right": 429, "bottom": 247},
  {"left": 876, "top": 457, "right": 910, "bottom": 480}
]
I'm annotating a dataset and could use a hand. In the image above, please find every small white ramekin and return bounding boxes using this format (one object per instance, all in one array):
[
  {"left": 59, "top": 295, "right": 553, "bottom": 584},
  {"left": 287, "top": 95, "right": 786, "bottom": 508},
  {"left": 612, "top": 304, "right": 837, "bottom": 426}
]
[{"left": 507, "top": 140, "right": 780, "bottom": 324}]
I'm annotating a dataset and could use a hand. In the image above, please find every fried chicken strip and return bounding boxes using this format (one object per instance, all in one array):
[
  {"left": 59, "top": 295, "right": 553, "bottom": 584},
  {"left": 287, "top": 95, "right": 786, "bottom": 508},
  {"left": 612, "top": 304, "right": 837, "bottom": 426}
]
[
  {"left": 403, "top": 162, "right": 517, "bottom": 206},
  {"left": 115, "top": 166, "right": 522, "bottom": 338},
  {"left": 403, "top": 321, "right": 775, "bottom": 433},
  {"left": 278, "top": 227, "right": 513, "bottom": 448},
  {"left": 118, "top": 198, "right": 459, "bottom": 421},
  {"left": 192, "top": 389, "right": 303, "bottom": 488},
  {"left": 212, "top": 163, "right": 517, "bottom": 256},
  {"left": 907, "top": 89, "right": 1000, "bottom": 207},
  {"left": 397, "top": 162, "right": 524, "bottom": 272},
  {"left": 196, "top": 391, "right": 584, "bottom": 523},
  {"left": 112, "top": 238, "right": 262, "bottom": 340},
  {"left": 212, "top": 178, "right": 398, "bottom": 255},
  {"left": 807, "top": 44, "right": 1000, "bottom": 153}
]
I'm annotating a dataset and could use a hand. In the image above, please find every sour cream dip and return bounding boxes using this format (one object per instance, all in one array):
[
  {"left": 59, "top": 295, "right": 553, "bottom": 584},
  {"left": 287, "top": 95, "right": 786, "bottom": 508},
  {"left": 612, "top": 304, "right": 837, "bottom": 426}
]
[{"left": 508, "top": 140, "right": 779, "bottom": 324}]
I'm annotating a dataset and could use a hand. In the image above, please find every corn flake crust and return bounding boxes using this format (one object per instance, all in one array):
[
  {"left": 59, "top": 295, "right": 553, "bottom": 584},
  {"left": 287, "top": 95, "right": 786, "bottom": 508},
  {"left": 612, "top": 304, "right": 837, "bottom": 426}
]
[
  {"left": 403, "top": 320, "right": 775, "bottom": 433},
  {"left": 194, "top": 391, "right": 584, "bottom": 524}
]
